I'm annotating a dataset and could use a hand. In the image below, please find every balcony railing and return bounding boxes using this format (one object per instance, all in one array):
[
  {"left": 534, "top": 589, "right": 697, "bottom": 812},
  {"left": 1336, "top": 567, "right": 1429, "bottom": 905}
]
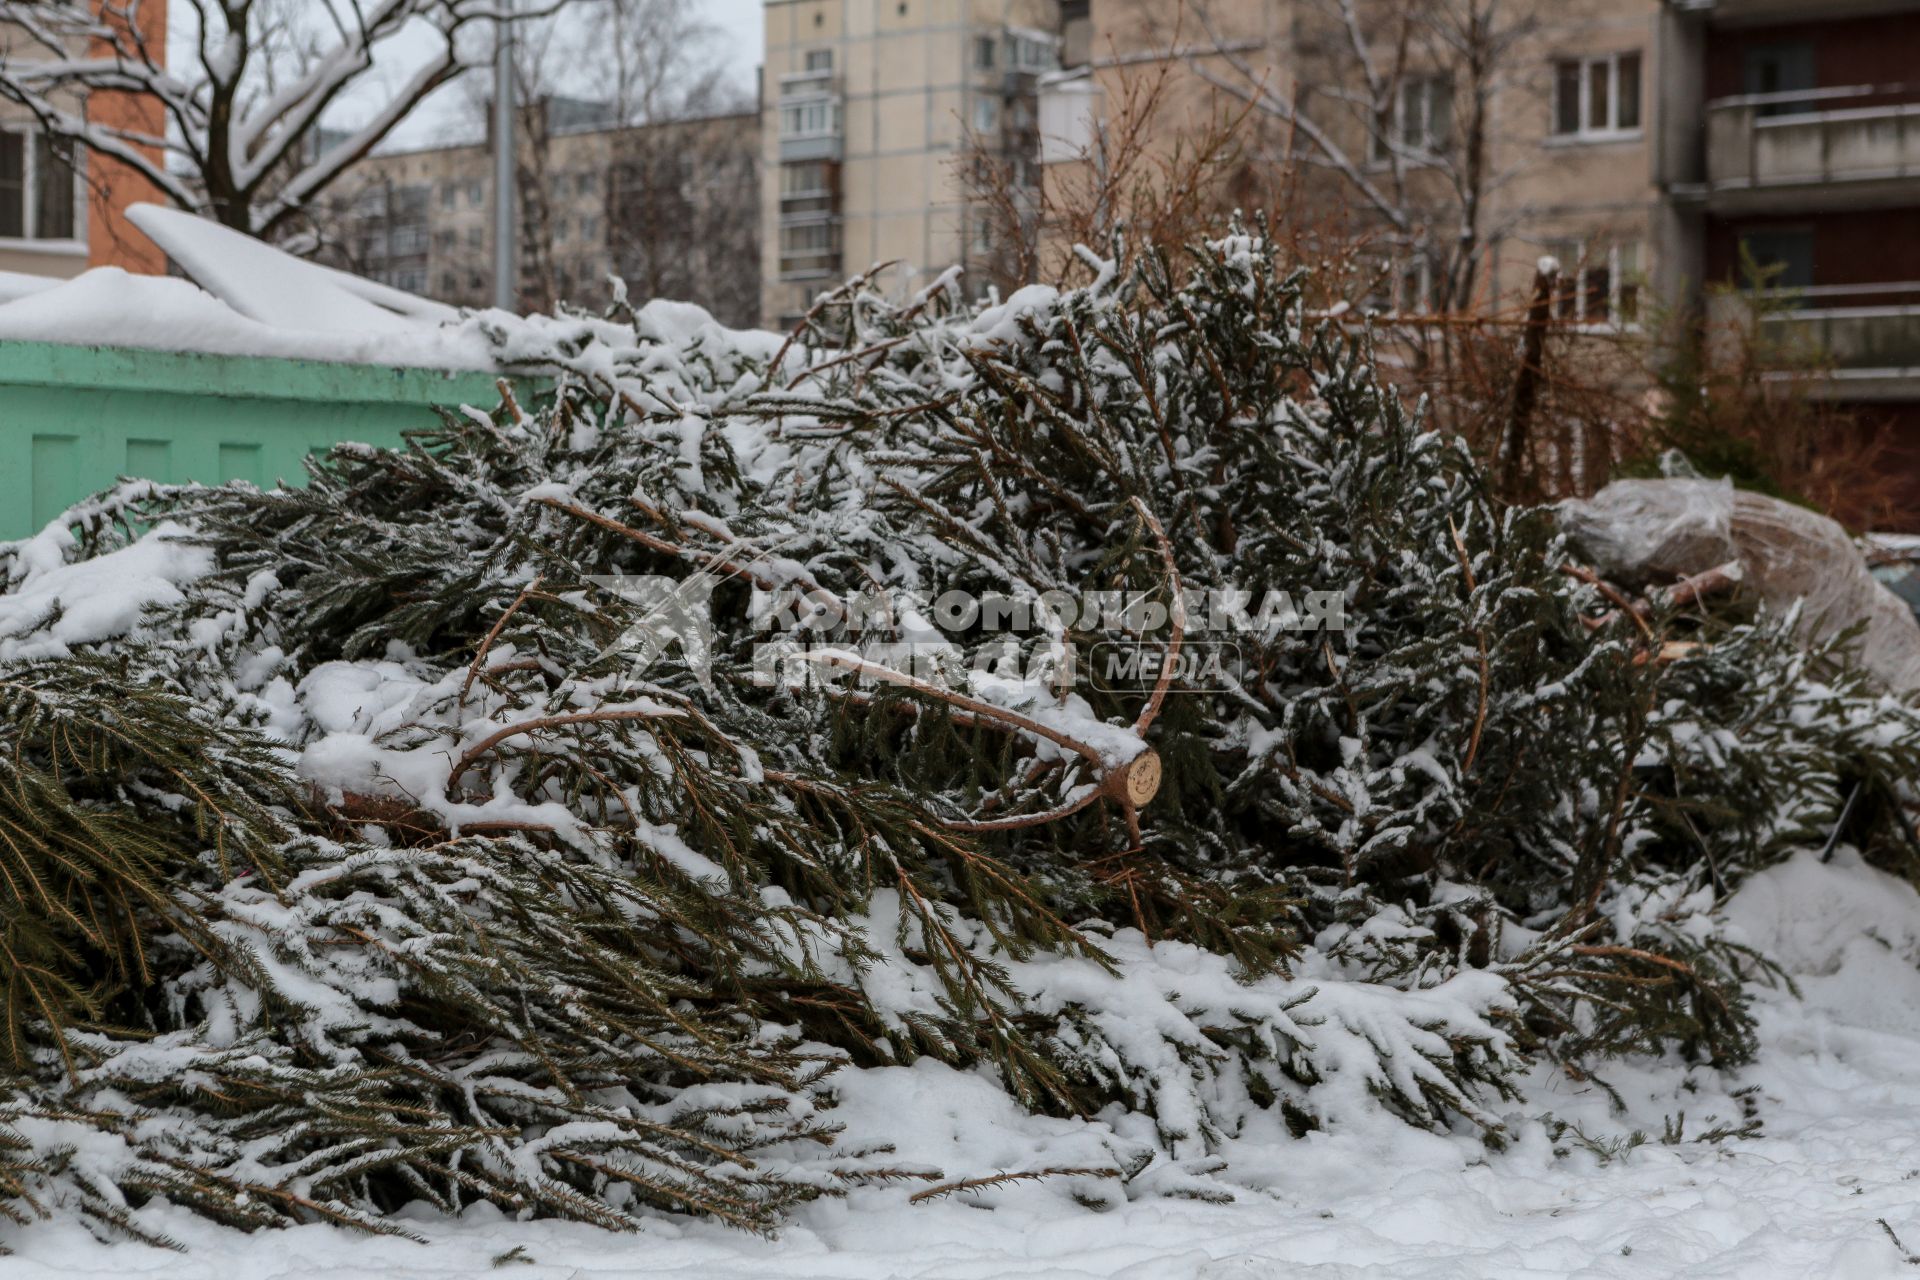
[
  {"left": 1706, "top": 85, "right": 1920, "bottom": 194},
  {"left": 777, "top": 85, "right": 842, "bottom": 163},
  {"left": 1713, "top": 283, "right": 1920, "bottom": 397},
  {"left": 779, "top": 69, "right": 838, "bottom": 96}
]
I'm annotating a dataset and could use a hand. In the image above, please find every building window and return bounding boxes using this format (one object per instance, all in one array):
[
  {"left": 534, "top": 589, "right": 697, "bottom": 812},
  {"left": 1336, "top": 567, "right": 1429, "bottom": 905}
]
[
  {"left": 0, "top": 130, "right": 79, "bottom": 241},
  {"left": 782, "top": 161, "right": 831, "bottom": 197},
  {"left": 1012, "top": 35, "right": 1056, "bottom": 71},
  {"left": 1547, "top": 239, "right": 1641, "bottom": 324},
  {"left": 780, "top": 161, "right": 835, "bottom": 216},
  {"left": 804, "top": 48, "right": 833, "bottom": 72},
  {"left": 780, "top": 98, "right": 839, "bottom": 139},
  {"left": 577, "top": 171, "right": 598, "bottom": 196},
  {"left": 1365, "top": 255, "right": 1433, "bottom": 315},
  {"left": 975, "top": 35, "right": 997, "bottom": 70},
  {"left": 1371, "top": 75, "right": 1452, "bottom": 163},
  {"left": 1738, "top": 227, "right": 1813, "bottom": 290},
  {"left": 779, "top": 218, "right": 839, "bottom": 278},
  {"left": 972, "top": 96, "right": 999, "bottom": 134},
  {"left": 781, "top": 222, "right": 834, "bottom": 253},
  {"left": 1552, "top": 52, "right": 1641, "bottom": 139},
  {"left": 391, "top": 225, "right": 428, "bottom": 256},
  {"left": 1744, "top": 43, "right": 1815, "bottom": 117}
]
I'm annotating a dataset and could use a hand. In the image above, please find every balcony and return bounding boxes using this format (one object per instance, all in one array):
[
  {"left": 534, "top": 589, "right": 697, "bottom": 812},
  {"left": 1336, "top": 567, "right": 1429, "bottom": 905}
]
[
  {"left": 1705, "top": 85, "right": 1920, "bottom": 213},
  {"left": 777, "top": 214, "right": 841, "bottom": 282},
  {"left": 777, "top": 70, "right": 842, "bottom": 162},
  {"left": 1714, "top": 283, "right": 1920, "bottom": 400}
]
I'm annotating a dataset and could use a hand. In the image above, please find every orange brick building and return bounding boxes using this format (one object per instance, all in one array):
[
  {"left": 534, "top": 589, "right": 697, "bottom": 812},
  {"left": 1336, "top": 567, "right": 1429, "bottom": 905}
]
[{"left": 0, "top": 0, "right": 168, "bottom": 281}]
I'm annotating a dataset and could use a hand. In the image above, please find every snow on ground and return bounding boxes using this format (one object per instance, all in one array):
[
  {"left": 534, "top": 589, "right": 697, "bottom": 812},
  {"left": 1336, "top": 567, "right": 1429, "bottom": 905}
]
[{"left": 8, "top": 848, "right": 1920, "bottom": 1278}]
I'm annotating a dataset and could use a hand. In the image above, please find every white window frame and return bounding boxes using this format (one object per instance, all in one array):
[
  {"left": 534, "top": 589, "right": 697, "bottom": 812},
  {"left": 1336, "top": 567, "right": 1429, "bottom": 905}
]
[
  {"left": 1013, "top": 35, "right": 1056, "bottom": 71},
  {"left": 1404, "top": 255, "right": 1435, "bottom": 314},
  {"left": 0, "top": 125, "right": 86, "bottom": 247},
  {"left": 1550, "top": 51, "right": 1642, "bottom": 142},
  {"left": 781, "top": 162, "right": 832, "bottom": 199},
  {"left": 778, "top": 216, "right": 840, "bottom": 280},
  {"left": 1369, "top": 75, "right": 1451, "bottom": 166},
  {"left": 1361, "top": 254, "right": 1433, "bottom": 316},
  {"left": 970, "top": 215, "right": 994, "bottom": 256},
  {"left": 1545, "top": 238, "right": 1642, "bottom": 328},
  {"left": 780, "top": 98, "right": 840, "bottom": 141}
]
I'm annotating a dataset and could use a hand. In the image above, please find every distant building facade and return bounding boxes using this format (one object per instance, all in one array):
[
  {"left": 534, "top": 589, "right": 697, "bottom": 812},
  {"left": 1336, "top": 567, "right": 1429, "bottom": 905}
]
[
  {"left": 760, "top": 0, "right": 1061, "bottom": 328},
  {"left": 309, "top": 106, "right": 760, "bottom": 326}
]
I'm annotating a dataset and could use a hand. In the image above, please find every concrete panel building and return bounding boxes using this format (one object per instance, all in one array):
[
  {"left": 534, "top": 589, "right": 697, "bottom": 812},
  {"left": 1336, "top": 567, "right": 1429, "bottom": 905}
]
[
  {"left": 1658, "top": 0, "right": 1920, "bottom": 414},
  {"left": 309, "top": 107, "right": 761, "bottom": 326},
  {"left": 1034, "top": 0, "right": 1666, "bottom": 324},
  {"left": 761, "top": 0, "right": 1061, "bottom": 327}
]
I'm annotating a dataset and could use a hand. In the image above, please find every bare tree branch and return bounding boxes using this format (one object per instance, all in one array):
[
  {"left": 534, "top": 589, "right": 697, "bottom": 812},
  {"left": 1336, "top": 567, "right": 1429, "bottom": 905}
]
[{"left": 0, "top": 0, "right": 569, "bottom": 238}]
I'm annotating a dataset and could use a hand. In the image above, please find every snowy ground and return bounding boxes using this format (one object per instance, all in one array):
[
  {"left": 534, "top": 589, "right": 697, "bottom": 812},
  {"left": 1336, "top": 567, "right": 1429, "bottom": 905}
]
[{"left": 12, "top": 849, "right": 1920, "bottom": 1279}]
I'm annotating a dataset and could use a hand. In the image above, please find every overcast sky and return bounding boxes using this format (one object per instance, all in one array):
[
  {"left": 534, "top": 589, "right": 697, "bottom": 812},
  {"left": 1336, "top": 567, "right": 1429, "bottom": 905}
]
[
  {"left": 709, "top": 0, "right": 765, "bottom": 92},
  {"left": 390, "top": 0, "right": 766, "bottom": 146},
  {"left": 173, "top": 1, "right": 768, "bottom": 152}
]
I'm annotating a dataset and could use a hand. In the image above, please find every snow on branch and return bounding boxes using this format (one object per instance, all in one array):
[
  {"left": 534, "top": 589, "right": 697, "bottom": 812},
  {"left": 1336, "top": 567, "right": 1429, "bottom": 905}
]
[{"left": 0, "top": 0, "right": 569, "bottom": 239}]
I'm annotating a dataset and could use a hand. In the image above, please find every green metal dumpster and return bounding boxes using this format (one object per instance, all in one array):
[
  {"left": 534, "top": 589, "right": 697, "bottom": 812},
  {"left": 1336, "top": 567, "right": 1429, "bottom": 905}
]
[{"left": 0, "top": 340, "right": 512, "bottom": 540}]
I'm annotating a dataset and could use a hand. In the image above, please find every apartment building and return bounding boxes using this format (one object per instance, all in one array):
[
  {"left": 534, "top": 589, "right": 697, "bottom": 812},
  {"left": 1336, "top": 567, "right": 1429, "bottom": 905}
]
[
  {"left": 1035, "top": 0, "right": 1666, "bottom": 325},
  {"left": 0, "top": 0, "right": 169, "bottom": 281},
  {"left": 762, "top": 0, "right": 1062, "bottom": 328},
  {"left": 1656, "top": 0, "right": 1920, "bottom": 423},
  {"left": 309, "top": 106, "right": 760, "bottom": 326}
]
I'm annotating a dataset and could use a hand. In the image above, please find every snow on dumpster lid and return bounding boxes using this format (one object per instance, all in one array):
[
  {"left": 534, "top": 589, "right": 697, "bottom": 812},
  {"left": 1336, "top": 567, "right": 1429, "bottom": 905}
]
[{"left": 0, "top": 204, "right": 499, "bottom": 372}]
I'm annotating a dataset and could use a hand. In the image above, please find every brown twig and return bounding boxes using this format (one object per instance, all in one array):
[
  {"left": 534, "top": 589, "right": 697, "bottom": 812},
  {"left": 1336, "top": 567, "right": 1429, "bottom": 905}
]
[
  {"left": 1130, "top": 496, "right": 1185, "bottom": 737},
  {"left": 801, "top": 650, "right": 1105, "bottom": 768},
  {"left": 908, "top": 1166, "right": 1121, "bottom": 1205},
  {"left": 1449, "top": 517, "right": 1490, "bottom": 773},
  {"left": 446, "top": 707, "right": 685, "bottom": 792},
  {"left": 460, "top": 575, "right": 544, "bottom": 707},
  {"left": 1559, "top": 563, "right": 1655, "bottom": 643}
]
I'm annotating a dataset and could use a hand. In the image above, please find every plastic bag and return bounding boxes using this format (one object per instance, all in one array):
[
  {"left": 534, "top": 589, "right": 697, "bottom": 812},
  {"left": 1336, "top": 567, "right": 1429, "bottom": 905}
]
[{"left": 1559, "top": 478, "right": 1920, "bottom": 693}]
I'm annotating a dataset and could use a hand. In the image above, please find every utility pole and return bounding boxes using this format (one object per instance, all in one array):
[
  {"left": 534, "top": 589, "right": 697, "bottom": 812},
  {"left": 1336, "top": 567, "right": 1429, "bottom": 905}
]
[{"left": 491, "top": 0, "right": 516, "bottom": 311}]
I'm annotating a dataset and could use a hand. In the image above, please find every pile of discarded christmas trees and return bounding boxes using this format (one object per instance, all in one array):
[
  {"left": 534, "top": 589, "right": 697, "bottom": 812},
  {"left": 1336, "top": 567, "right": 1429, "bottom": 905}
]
[{"left": 1, "top": 230, "right": 1915, "bottom": 1245}]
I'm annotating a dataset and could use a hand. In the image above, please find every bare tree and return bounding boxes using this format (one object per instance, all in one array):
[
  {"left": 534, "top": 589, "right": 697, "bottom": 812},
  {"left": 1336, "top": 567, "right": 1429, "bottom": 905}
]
[
  {"left": 1182, "top": 0, "right": 1545, "bottom": 316},
  {"left": 455, "top": 0, "right": 751, "bottom": 315},
  {"left": 575, "top": 0, "right": 734, "bottom": 127},
  {"left": 0, "top": 0, "right": 561, "bottom": 239},
  {"left": 603, "top": 113, "right": 758, "bottom": 326}
]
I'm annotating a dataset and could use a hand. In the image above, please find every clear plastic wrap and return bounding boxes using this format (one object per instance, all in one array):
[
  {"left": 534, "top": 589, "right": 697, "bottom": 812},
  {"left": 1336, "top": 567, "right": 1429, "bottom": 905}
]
[{"left": 1559, "top": 478, "right": 1920, "bottom": 693}]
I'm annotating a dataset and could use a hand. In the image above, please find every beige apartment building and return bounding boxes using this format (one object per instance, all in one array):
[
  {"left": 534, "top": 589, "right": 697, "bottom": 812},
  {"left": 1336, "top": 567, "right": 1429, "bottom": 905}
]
[
  {"left": 309, "top": 106, "right": 760, "bottom": 326},
  {"left": 1034, "top": 0, "right": 1663, "bottom": 325},
  {"left": 761, "top": 0, "right": 1062, "bottom": 327}
]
